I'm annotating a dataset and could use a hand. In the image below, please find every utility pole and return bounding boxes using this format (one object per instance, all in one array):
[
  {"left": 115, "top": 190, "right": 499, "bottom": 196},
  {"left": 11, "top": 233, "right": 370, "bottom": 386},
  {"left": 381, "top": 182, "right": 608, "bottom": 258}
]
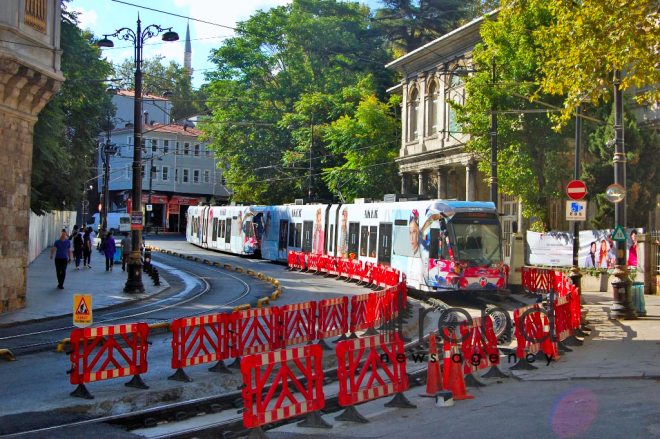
[
  {"left": 147, "top": 154, "right": 154, "bottom": 235},
  {"left": 102, "top": 116, "right": 111, "bottom": 232},
  {"left": 610, "top": 69, "right": 637, "bottom": 320},
  {"left": 490, "top": 58, "right": 498, "bottom": 209},
  {"left": 570, "top": 105, "right": 583, "bottom": 301},
  {"left": 308, "top": 115, "right": 314, "bottom": 199}
]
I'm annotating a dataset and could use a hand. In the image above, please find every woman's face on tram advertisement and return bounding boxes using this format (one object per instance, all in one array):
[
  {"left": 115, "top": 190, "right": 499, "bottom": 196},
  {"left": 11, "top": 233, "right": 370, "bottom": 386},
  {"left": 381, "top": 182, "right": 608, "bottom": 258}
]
[
  {"left": 409, "top": 210, "right": 419, "bottom": 253},
  {"left": 316, "top": 208, "right": 322, "bottom": 226},
  {"left": 341, "top": 209, "right": 347, "bottom": 229}
]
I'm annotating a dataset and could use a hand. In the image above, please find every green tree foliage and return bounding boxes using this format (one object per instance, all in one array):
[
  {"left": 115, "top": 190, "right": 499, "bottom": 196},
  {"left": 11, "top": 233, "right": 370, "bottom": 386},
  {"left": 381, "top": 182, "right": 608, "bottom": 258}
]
[
  {"left": 456, "top": 7, "right": 572, "bottom": 230},
  {"left": 583, "top": 103, "right": 660, "bottom": 229},
  {"left": 31, "top": 8, "right": 113, "bottom": 214},
  {"left": 114, "top": 56, "right": 207, "bottom": 122},
  {"left": 202, "top": 0, "right": 395, "bottom": 204},
  {"left": 371, "top": 0, "right": 475, "bottom": 54},
  {"left": 516, "top": 0, "right": 660, "bottom": 126}
]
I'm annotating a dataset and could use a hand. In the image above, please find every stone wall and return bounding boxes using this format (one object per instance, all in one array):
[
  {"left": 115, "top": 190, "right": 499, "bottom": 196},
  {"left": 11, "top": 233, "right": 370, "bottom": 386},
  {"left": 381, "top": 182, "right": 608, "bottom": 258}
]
[{"left": 0, "top": 110, "right": 34, "bottom": 313}]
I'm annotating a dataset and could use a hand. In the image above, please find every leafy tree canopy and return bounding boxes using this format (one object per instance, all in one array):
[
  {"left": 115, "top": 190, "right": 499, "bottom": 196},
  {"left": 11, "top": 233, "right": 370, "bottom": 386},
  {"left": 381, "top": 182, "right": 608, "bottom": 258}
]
[{"left": 31, "top": 7, "right": 114, "bottom": 214}]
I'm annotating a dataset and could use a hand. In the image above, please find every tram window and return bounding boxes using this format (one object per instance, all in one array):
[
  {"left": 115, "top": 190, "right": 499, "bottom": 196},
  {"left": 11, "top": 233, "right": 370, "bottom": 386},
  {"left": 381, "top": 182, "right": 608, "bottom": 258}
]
[
  {"left": 225, "top": 219, "right": 232, "bottom": 243},
  {"left": 212, "top": 218, "right": 218, "bottom": 241},
  {"left": 296, "top": 223, "right": 302, "bottom": 248},
  {"left": 429, "top": 228, "right": 439, "bottom": 259},
  {"left": 289, "top": 223, "right": 296, "bottom": 247},
  {"left": 279, "top": 220, "right": 289, "bottom": 250},
  {"left": 302, "top": 221, "right": 313, "bottom": 253},
  {"left": 360, "top": 226, "right": 368, "bottom": 257},
  {"left": 219, "top": 220, "right": 224, "bottom": 239},
  {"left": 378, "top": 222, "right": 392, "bottom": 265},
  {"left": 348, "top": 222, "right": 360, "bottom": 257},
  {"left": 369, "top": 226, "right": 377, "bottom": 258},
  {"left": 329, "top": 225, "right": 334, "bottom": 252}
]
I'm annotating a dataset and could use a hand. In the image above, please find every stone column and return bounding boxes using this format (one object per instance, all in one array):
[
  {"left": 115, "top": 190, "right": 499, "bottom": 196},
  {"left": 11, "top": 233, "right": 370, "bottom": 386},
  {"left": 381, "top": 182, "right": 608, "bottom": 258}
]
[
  {"left": 401, "top": 172, "right": 412, "bottom": 194},
  {"left": 437, "top": 168, "right": 447, "bottom": 199},
  {"left": 466, "top": 163, "right": 476, "bottom": 201},
  {"left": 418, "top": 171, "right": 428, "bottom": 196}
]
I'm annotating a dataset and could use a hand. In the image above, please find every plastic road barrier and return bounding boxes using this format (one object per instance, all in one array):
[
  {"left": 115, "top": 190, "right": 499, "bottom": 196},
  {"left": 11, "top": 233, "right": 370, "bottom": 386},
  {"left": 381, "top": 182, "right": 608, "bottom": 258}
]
[
  {"left": 336, "top": 334, "right": 415, "bottom": 418},
  {"left": 169, "top": 313, "right": 231, "bottom": 381},
  {"left": 350, "top": 292, "right": 375, "bottom": 333},
  {"left": 232, "top": 307, "right": 281, "bottom": 357},
  {"left": 68, "top": 323, "right": 150, "bottom": 399},
  {"left": 459, "top": 316, "right": 501, "bottom": 376},
  {"left": 317, "top": 296, "right": 349, "bottom": 340},
  {"left": 280, "top": 301, "right": 317, "bottom": 347},
  {"left": 240, "top": 344, "right": 328, "bottom": 433}
]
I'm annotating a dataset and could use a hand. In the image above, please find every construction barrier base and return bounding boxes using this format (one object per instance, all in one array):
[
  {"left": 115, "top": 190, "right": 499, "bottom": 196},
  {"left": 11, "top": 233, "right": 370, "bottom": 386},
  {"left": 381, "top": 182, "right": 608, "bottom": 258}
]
[
  {"left": 70, "top": 383, "right": 93, "bottom": 399},
  {"left": 297, "top": 411, "right": 333, "bottom": 429},
  {"left": 464, "top": 373, "right": 486, "bottom": 388},
  {"left": 363, "top": 327, "right": 379, "bottom": 336},
  {"left": 247, "top": 427, "right": 269, "bottom": 439},
  {"left": 228, "top": 357, "right": 242, "bottom": 369},
  {"left": 482, "top": 366, "right": 508, "bottom": 379},
  {"left": 557, "top": 340, "right": 573, "bottom": 353},
  {"left": 509, "top": 357, "right": 538, "bottom": 371},
  {"left": 563, "top": 335, "right": 584, "bottom": 347},
  {"left": 383, "top": 392, "right": 416, "bottom": 409},
  {"left": 125, "top": 374, "right": 149, "bottom": 389},
  {"left": 318, "top": 339, "right": 333, "bottom": 351},
  {"left": 335, "top": 405, "right": 369, "bottom": 423},
  {"left": 208, "top": 360, "right": 232, "bottom": 374},
  {"left": 168, "top": 368, "right": 193, "bottom": 383}
]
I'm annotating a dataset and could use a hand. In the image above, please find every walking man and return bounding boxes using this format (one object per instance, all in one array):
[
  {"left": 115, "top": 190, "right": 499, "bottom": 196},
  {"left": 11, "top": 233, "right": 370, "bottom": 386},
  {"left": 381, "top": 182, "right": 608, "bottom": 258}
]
[
  {"left": 50, "top": 229, "right": 71, "bottom": 289},
  {"left": 120, "top": 232, "right": 131, "bottom": 271},
  {"left": 104, "top": 231, "right": 117, "bottom": 271},
  {"left": 82, "top": 229, "right": 92, "bottom": 268},
  {"left": 72, "top": 228, "right": 84, "bottom": 270}
]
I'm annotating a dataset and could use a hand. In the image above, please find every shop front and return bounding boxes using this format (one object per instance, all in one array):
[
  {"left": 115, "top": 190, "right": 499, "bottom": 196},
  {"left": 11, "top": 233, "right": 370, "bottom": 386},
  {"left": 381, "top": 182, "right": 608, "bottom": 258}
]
[{"left": 126, "top": 194, "right": 199, "bottom": 233}]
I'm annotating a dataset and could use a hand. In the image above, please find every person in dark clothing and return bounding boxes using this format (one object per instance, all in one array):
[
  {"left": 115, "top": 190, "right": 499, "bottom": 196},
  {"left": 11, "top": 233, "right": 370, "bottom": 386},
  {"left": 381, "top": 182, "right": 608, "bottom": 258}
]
[
  {"left": 72, "top": 228, "right": 84, "bottom": 270},
  {"left": 103, "top": 231, "right": 116, "bottom": 271},
  {"left": 120, "top": 232, "right": 132, "bottom": 271},
  {"left": 98, "top": 228, "right": 107, "bottom": 253},
  {"left": 82, "top": 230, "right": 92, "bottom": 268},
  {"left": 50, "top": 229, "right": 71, "bottom": 289}
]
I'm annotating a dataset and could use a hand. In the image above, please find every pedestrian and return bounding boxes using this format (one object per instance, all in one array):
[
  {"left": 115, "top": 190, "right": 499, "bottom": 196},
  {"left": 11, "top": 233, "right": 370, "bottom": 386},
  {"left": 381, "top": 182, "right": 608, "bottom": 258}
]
[
  {"left": 88, "top": 226, "right": 96, "bottom": 244},
  {"left": 72, "top": 227, "right": 84, "bottom": 270},
  {"left": 98, "top": 228, "right": 107, "bottom": 253},
  {"left": 49, "top": 229, "right": 71, "bottom": 289},
  {"left": 83, "top": 229, "right": 92, "bottom": 268},
  {"left": 104, "top": 231, "right": 116, "bottom": 271},
  {"left": 121, "top": 231, "right": 131, "bottom": 271},
  {"left": 69, "top": 224, "right": 79, "bottom": 241}
]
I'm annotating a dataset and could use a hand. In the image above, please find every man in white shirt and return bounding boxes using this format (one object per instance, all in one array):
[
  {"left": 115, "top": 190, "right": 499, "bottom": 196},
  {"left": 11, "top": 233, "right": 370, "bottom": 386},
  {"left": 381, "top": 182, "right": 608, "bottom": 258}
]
[{"left": 406, "top": 209, "right": 426, "bottom": 289}]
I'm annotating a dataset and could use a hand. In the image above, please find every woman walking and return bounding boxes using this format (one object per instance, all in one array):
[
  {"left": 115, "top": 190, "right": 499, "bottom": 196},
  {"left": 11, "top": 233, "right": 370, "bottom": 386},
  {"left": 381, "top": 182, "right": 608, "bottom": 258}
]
[
  {"left": 82, "top": 229, "right": 92, "bottom": 268},
  {"left": 104, "top": 231, "right": 116, "bottom": 271}
]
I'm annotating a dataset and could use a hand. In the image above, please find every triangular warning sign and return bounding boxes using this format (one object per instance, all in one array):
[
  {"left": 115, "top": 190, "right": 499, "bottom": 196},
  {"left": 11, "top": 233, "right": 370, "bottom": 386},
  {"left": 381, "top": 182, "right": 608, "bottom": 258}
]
[
  {"left": 612, "top": 225, "right": 627, "bottom": 242},
  {"left": 76, "top": 297, "right": 90, "bottom": 315}
]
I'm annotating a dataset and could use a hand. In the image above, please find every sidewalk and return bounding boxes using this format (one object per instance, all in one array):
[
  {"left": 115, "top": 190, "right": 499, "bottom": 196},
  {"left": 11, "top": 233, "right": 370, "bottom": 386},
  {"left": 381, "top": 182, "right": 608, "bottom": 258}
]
[
  {"left": 508, "top": 289, "right": 660, "bottom": 380},
  {"left": 0, "top": 244, "right": 169, "bottom": 327}
]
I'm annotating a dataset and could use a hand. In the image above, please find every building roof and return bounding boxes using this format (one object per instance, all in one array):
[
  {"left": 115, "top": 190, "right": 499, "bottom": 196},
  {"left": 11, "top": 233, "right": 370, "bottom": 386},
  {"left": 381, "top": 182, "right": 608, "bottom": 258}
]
[
  {"left": 385, "top": 10, "right": 499, "bottom": 72},
  {"left": 116, "top": 89, "right": 170, "bottom": 101},
  {"left": 113, "top": 122, "right": 203, "bottom": 137}
]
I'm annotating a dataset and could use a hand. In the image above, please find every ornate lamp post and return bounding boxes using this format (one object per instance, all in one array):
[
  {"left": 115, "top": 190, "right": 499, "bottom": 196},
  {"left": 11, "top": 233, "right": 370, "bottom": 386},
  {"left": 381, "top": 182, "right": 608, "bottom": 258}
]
[{"left": 99, "top": 16, "right": 179, "bottom": 294}]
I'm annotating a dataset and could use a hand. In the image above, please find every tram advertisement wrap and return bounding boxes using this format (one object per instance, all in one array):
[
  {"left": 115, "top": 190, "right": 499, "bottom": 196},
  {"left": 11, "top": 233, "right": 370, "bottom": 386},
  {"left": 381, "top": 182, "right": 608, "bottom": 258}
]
[{"left": 526, "top": 229, "right": 641, "bottom": 268}]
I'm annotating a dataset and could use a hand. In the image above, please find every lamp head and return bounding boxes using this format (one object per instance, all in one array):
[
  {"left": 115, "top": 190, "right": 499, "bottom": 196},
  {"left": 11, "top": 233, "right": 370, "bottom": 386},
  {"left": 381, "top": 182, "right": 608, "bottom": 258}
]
[
  {"left": 162, "top": 30, "right": 179, "bottom": 42},
  {"left": 98, "top": 37, "right": 114, "bottom": 48}
]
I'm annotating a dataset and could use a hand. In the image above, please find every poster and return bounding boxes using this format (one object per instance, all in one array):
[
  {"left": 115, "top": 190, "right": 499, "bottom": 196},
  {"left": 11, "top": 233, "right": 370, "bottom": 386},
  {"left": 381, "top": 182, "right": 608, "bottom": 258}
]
[{"left": 526, "top": 228, "right": 642, "bottom": 268}]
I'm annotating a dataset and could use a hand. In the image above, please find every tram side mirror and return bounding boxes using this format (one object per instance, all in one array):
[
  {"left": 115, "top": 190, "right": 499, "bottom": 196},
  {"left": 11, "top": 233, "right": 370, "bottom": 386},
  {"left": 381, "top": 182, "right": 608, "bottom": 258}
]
[
  {"left": 421, "top": 202, "right": 455, "bottom": 234},
  {"left": 512, "top": 221, "right": 518, "bottom": 234}
]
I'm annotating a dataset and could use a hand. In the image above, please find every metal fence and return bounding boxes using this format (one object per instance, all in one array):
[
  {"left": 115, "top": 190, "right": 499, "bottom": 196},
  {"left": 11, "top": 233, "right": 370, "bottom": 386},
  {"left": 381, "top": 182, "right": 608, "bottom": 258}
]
[{"left": 652, "top": 230, "right": 660, "bottom": 276}]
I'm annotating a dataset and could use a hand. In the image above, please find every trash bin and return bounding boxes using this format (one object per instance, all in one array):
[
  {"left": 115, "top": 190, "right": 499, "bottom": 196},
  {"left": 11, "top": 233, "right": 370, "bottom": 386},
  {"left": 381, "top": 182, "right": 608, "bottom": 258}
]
[
  {"left": 114, "top": 244, "right": 123, "bottom": 263},
  {"left": 631, "top": 282, "right": 647, "bottom": 317}
]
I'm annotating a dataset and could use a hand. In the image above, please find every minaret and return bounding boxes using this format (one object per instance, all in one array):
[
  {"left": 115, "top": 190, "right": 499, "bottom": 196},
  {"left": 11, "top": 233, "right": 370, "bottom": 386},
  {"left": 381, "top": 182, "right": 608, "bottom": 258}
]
[{"left": 183, "top": 20, "right": 193, "bottom": 76}]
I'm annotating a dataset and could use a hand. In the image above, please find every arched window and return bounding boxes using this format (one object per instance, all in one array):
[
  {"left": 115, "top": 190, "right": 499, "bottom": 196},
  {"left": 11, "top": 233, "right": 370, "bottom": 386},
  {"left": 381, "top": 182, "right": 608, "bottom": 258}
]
[
  {"left": 446, "top": 71, "right": 465, "bottom": 135},
  {"left": 427, "top": 81, "right": 438, "bottom": 135},
  {"left": 409, "top": 88, "right": 419, "bottom": 141}
]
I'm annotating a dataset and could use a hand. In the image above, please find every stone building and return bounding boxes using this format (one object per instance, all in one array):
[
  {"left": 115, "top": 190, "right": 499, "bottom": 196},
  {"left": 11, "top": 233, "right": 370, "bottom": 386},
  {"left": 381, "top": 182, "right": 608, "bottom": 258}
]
[{"left": 0, "top": 0, "right": 64, "bottom": 313}]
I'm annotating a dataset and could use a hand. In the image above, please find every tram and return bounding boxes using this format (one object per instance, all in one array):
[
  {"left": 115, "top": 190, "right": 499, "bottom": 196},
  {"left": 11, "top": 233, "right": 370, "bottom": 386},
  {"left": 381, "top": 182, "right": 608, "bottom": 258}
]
[{"left": 187, "top": 199, "right": 507, "bottom": 296}]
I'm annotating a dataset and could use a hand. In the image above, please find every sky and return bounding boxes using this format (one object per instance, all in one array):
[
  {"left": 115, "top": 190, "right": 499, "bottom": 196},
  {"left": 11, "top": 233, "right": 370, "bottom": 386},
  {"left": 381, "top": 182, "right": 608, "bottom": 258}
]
[{"left": 67, "top": 0, "right": 380, "bottom": 90}]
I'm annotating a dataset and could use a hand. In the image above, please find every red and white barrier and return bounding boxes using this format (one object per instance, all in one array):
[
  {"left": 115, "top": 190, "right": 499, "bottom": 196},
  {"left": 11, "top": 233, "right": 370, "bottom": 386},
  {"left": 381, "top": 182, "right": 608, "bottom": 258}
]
[
  {"left": 280, "top": 301, "right": 317, "bottom": 347},
  {"left": 317, "top": 296, "right": 349, "bottom": 340},
  {"left": 232, "top": 307, "right": 281, "bottom": 357}
]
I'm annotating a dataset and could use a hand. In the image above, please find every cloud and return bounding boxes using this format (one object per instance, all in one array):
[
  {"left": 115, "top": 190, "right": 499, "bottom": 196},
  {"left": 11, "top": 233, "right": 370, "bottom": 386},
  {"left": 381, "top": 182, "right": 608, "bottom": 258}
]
[{"left": 70, "top": 6, "right": 98, "bottom": 31}]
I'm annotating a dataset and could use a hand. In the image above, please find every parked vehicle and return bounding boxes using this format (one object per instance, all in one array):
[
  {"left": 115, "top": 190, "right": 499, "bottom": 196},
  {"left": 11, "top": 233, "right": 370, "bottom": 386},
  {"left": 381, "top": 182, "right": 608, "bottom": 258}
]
[{"left": 87, "top": 213, "right": 131, "bottom": 233}]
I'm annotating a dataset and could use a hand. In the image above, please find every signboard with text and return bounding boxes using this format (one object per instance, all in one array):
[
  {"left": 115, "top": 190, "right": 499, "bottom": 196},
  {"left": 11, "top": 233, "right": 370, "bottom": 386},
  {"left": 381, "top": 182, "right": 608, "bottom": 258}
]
[
  {"left": 566, "top": 200, "right": 587, "bottom": 221},
  {"left": 73, "top": 294, "right": 92, "bottom": 327},
  {"left": 131, "top": 212, "right": 143, "bottom": 230}
]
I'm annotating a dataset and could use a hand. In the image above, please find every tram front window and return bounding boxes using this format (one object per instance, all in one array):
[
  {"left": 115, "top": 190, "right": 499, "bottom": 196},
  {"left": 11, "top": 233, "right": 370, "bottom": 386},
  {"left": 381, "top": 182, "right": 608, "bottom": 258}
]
[{"left": 451, "top": 221, "right": 502, "bottom": 264}]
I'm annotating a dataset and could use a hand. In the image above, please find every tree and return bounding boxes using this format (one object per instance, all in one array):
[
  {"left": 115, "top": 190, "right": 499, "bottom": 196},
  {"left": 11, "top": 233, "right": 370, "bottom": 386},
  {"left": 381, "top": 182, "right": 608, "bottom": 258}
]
[
  {"left": 371, "top": 0, "right": 497, "bottom": 54},
  {"left": 202, "top": 0, "right": 395, "bottom": 204},
  {"left": 113, "top": 56, "right": 206, "bottom": 121},
  {"left": 31, "top": 7, "right": 114, "bottom": 214},
  {"left": 516, "top": 0, "right": 660, "bottom": 126},
  {"left": 456, "top": 6, "right": 573, "bottom": 230},
  {"left": 583, "top": 102, "right": 660, "bottom": 229}
]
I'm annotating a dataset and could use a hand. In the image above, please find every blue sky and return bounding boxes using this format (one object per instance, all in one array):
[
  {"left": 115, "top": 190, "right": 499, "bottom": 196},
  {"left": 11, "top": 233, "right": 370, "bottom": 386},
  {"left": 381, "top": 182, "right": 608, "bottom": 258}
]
[{"left": 67, "top": 0, "right": 381, "bottom": 89}]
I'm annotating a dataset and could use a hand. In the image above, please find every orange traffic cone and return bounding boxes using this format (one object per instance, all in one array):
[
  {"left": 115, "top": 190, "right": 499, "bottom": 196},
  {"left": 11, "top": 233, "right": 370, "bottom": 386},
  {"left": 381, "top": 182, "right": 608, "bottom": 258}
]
[
  {"left": 443, "top": 342, "right": 474, "bottom": 401},
  {"left": 419, "top": 333, "right": 443, "bottom": 397}
]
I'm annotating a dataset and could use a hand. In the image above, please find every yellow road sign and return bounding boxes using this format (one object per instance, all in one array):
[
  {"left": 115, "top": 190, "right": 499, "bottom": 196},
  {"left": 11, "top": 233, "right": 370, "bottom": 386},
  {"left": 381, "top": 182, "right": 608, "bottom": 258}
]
[{"left": 73, "top": 294, "right": 92, "bottom": 328}]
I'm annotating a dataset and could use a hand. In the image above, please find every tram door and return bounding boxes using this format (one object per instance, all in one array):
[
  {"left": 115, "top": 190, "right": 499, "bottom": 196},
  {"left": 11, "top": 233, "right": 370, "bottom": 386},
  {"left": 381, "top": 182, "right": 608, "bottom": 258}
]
[
  {"left": 278, "top": 220, "right": 289, "bottom": 261},
  {"left": 212, "top": 218, "right": 219, "bottom": 249},
  {"left": 377, "top": 222, "right": 392, "bottom": 265},
  {"left": 302, "top": 221, "right": 313, "bottom": 254},
  {"left": 225, "top": 218, "right": 232, "bottom": 251}
]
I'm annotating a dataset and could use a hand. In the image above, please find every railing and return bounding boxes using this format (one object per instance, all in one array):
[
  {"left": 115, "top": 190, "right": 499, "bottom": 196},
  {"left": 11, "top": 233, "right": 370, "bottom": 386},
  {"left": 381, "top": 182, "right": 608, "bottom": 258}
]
[{"left": 25, "top": 0, "right": 48, "bottom": 33}]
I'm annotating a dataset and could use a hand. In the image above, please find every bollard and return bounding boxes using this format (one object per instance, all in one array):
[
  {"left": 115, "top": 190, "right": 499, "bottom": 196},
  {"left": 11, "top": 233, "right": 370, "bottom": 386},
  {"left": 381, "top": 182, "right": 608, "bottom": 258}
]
[
  {"left": 233, "top": 304, "right": 251, "bottom": 312},
  {"left": 143, "top": 248, "right": 152, "bottom": 273},
  {"left": 0, "top": 349, "right": 16, "bottom": 361},
  {"left": 257, "top": 297, "right": 270, "bottom": 308},
  {"left": 152, "top": 268, "right": 161, "bottom": 286}
]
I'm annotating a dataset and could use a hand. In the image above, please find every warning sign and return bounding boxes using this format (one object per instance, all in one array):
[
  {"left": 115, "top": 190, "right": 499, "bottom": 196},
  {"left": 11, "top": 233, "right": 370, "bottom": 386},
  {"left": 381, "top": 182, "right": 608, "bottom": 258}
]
[{"left": 73, "top": 294, "right": 92, "bottom": 327}]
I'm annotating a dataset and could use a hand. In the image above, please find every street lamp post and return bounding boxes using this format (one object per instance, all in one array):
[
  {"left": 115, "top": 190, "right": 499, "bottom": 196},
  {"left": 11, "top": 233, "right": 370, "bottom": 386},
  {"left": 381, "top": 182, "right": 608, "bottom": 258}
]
[
  {"left": 570, "top": 105, "right": 583, "bottom": 302},
  {"left": 610, "top": 69, "right": 637, "bottom": 320},
  {"left": 102, "top": 113, "right": 113, "bottom": 232},
  {"left": 490, "top": 58, "right": 498, "bottom": 209},
  {"left": 99, "top": 16, "right": 179, "bottom": 294}
]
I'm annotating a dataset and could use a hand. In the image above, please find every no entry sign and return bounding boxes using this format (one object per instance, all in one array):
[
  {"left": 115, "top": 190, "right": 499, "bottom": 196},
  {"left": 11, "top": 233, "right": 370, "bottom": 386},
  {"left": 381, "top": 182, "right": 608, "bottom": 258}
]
[{"left": 567, "top": 180, "right": 587, "bottom": 200}]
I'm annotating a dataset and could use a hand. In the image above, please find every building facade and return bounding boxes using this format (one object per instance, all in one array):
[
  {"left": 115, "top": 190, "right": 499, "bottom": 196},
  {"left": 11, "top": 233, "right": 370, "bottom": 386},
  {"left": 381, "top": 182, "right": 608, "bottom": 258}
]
[
  {"left": 0, "top": 0, "right": 64, "bottom": 313},
  {"left": 99, "top": 105, "right": 230, "bottom": 233}
]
